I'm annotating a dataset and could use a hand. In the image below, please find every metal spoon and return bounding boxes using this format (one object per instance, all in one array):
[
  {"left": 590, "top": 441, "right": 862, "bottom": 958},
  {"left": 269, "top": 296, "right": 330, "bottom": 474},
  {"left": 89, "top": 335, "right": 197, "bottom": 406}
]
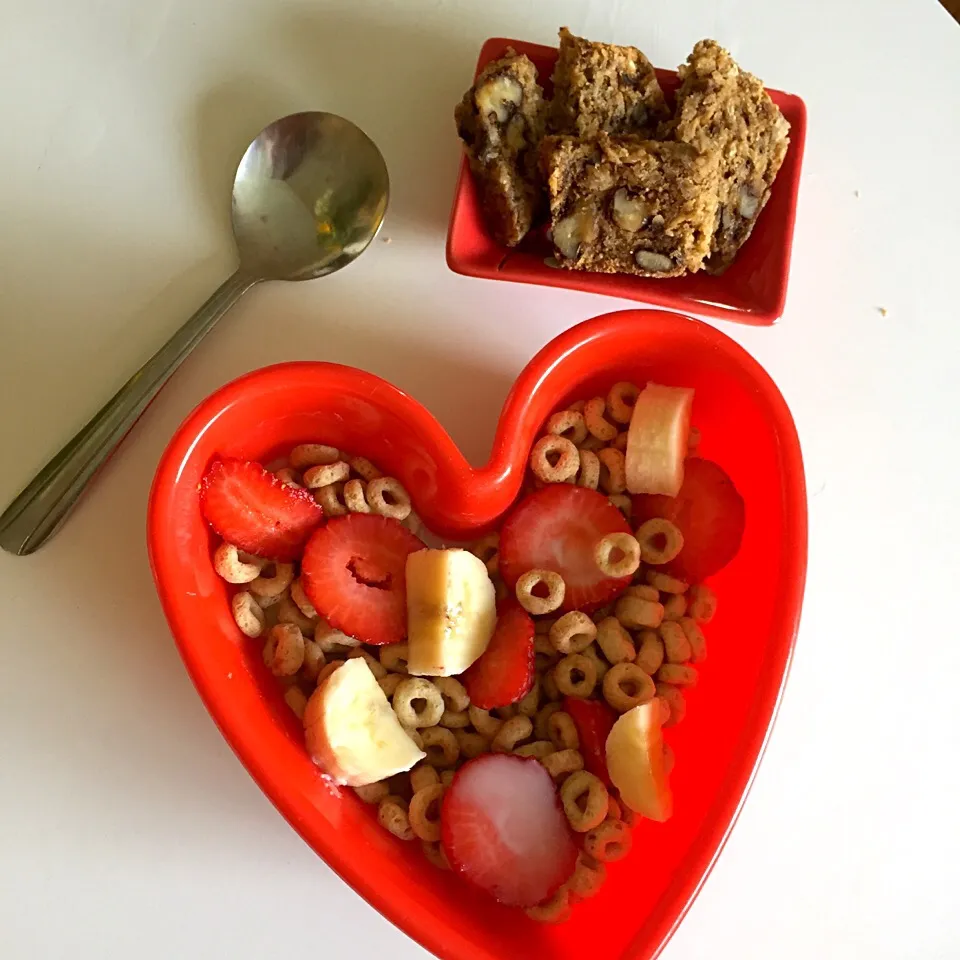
[{"left": 0, "top": 111, "right": 389, "bottom": 556}]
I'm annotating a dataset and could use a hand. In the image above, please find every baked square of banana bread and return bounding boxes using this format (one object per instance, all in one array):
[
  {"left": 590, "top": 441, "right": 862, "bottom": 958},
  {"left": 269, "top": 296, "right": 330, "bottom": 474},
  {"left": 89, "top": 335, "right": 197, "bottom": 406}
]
[
  {"left": 549, "top": 27, "right": 669, "bottom": 139},
  {"left": 455, "top": 49, "right": 546, "bottom": 247},
  {"left": 670, "top": 39, "right": 790, "bottom": 273},
  {"left": 541, "top": 134, "right": 721, "bottom": 277}
]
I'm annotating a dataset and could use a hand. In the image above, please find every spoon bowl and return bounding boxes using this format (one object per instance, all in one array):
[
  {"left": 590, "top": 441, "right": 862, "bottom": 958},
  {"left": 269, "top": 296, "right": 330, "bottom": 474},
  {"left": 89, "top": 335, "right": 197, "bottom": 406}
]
[{"left": 0, "top": 111, "right": 389, "bottom": 556}]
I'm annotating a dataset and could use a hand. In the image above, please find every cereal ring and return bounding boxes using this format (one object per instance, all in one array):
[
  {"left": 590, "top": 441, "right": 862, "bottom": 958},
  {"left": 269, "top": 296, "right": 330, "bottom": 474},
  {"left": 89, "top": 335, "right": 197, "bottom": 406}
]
[
  {"left": 581, "top": 643, "right": 609, "bottom": 684},
  {"left": 347, "top": 455, "right": 382, "bottom": 481},
  {"left": 378, "top": 795, "right": 414, "bottom": 841},
  {"left": 408, "top": 783, "right": 445, "bottom": 842},
  {"left": 263, "top": 623, "right": 305, "bottom": 677},
  {"left": 612, "top": 431, "right": 629, "bottom": 453},
  {"left": 439, "top": 770, "right": 455, "bottom": 788},
  {"left": 516, "top": 678, "right": 540, "bottom": 718},
  {"left": 606, "top": 796, "right": 622, "bottom": 821},
  {"left": 560, "top": 770, "right": 609, "bottom": 832},
  {"left": 545, "top": 409, "right": 589, "bottom": 447},
  {"left": 554, "top": 654, "right": 597, "bottom": 698},
  {"left": 646, "top": 572, "right": 689, "bottom": 597},
  {"left": 393, "top": 677, "right": 444, "bottom": 728},
  {"left": 284, "top": 685, "right": 308, "bottom": 719},
  {"left": 379, "top": 644, "right": 409, "bottom": 674},
  {"left": 663, "top": 743, "right": 676, "bottom": 774},
  {"left": 314, "top": 619, "right": 360, "bottom": 651},
  {"left": 231, "top": 590, "right": 266, "bottom": 638},
  {"left": 274, "top": 467, "right": 303, "bottom": 488},
  {"left": 542, "top": 749, "right": 584, "bottom": 781},
  {"left": 615, "top": 594, "right": 664, "bottom": 630},
  {"left": 662, "top": 592, "right": 687, "bottom": 621},
  {"left": 468, "top": 705, "right": 502, "bottom": 738},
  {"left": 576, "top": 448, "right": 600, "bottom": 490},
  {"left": 403, "top": 727, "right": 425, "bottom": 751},
  {"left": 354, "top": 781, "right": 389, "bottom": 804},
  {"left": 687, "top": 584, "right": 717, "bottom": 623},
  {"left": 491, "top": 715, "right": 533, "bottom": 753},
  {"left": 422, "top": 840, "right": 451, "bottom": 871},
  {"left": 534, "top": 702, "right": 563, "bottom": 740},
  {"left": 657, "top": 696, "right": 672, "bottom": 725},
  {"left": 534, "top": 629, "right": 555, "bottom": 654},
  {"left": 567, "top": 399, "right": 586, "bottom": 414},
  {"left": 530, "top": 435, "right": 580, "bottom": 483},
  {"left": 659, "top": 621, "right": 692, "bottom": 664},
  {"left": 686, "top": 426, "right": 701, "bottom": 454},
  {"left": 679, "top": 617, "right": 707, "bottom": 662},
  {"left": 594, "top": 532, "right": 640, "bottom": 580},
  {"left": 625, "top": 583, "right": 659, "bottom": 601},
  {"left": 513, "top": 740, "right": 555, "bottom": 760},
  {"left": 249, "top": 562, "right": 295, "bottom": 602},
  {"left": 597, "top": 447, "right": 627, "bottom": 495},
  {"left": 541, "top": 668, "right": 562, "bottom": 702},
  {"left": 420, "top": 726, "right": 459, "bottom": 767},
  {"left": 214, "top": 543, "right": 265, "bottom": 584},
  {"left": 290, "top": 578, "right": 317, "bottom": 619},
  {"left": 603, "top": 662, "right": 656, "bottom": 713},
  {"left": 635, "top": 629, "right": 665, "bottom": 675},
  {"left": 653, "top": 683, "right": 687, "bottom": 728},
  {"left": 606, "top": 382, "right": 640, "bottom": 424},
  {"left": 314, "top": 482, "right": 348, "bottom": 517},
  {"left": 347, "top": 648, "right": 387, "bottom": 679},
  {"left": 470, "top": 533, "right": 499, "bottom": 569},
  {"left": 367, "top": 477, "right": 412, "bottom": 521},
  {"left": 277, "top": 595, "right": 316, "bottom": 636},
  {"left": 315, "top": 660, "right": 344, "bottom": 686},
  {"left": 440, "top": 709, "right": 470, "bottom": 729},
  {"left": 657, "top": 664, "right": 698, "bottom": 687},
  {"left": 547, "top": 711, "right": 579, "bottom": 751},
  {"left": 300, "top": 639, "right": 325, "bottom": 682},
  {"left": 579, "top": 434, "right": 605, "bottom": 452},
  {"left": 515, "top": 569, "right": 565, "bottom": 615},
  {"left": 567, "top": 852, "right": 606, "bottom": 899},
  {"left": 410, "top": 764, "right": 441, "bottom": 793},
  {"left": 303, "top": 461, "right": 351, "bottom": 489},
  {"left": 607, "top": 493, "right": 631, "bottom": 518},
  {"left": 378, "top": 673, "right": 404, "bottom": 698},
  {"left": 635, "top": 518, "right": 684, "bottom": 565},
  {"left": 583, "top": 818, "right": 632, "bottom": 862},
  {"left": 584, "top": 397, "right": 617, "bottom": 442},
  {"left": 433, "top": 677, "right": 470, "bottom": 713},
  {"left": 290, "top": 444, "right": 340, "bottom": 470},
  {"left": 549, "top": 611, "right": 597, "bottom": 655},
  {"left": 526, "top": 887, "right": 571, "bottom": 924},
  {"left": 454, "top": 730, "right": 489, "bottom": 759},
  {"left": 342, "top": 478, "right": 371, "bottom": 513},
  {"left": 595, "top": 617, "right": 636, "bottom": 664}
]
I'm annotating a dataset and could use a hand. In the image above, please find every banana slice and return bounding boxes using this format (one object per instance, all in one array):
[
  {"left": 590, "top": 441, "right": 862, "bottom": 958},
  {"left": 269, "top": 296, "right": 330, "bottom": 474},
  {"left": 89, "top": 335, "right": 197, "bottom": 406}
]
[
  {"left": 303, "top": 657, "right": 425, "bottom": 786},
  {"left": 605, "top": 700, "right": 672, "bottom": 821},
  {"left": 625, "top": 382, "right": 694, "bottom": 497},
  {"left": 406, "top": 548, "right": 497, "bottom": 677}
]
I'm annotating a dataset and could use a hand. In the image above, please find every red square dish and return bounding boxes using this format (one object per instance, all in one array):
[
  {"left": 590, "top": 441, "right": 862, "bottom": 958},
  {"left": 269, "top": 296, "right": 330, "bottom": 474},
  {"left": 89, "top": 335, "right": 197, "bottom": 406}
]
[{"left": 447, "top": 38, "right": 808, "bottom": 325}]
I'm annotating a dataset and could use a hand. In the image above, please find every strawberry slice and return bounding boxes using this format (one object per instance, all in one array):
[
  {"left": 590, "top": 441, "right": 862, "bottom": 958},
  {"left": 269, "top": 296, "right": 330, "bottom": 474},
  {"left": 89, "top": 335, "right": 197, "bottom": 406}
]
[
  {"left": 563, "top": 696, "right": 616, "bottom": 787},
  {"left": 632, "top": 457, "right": 745, "bottom": 583},
  {"left": 300, "top": 514, "right": 424, "bottom": 645},
  {"left": 199, "top": 458, "right": 324, "bottom": 561},
  {"left": 499, "top": 485, "right": 633, "bottom": 611},
  {"left": 462, "top": 602, "right": 535, "bottom": 709},
  {"left": 441, "top": 754, "right": 577, "bottom": 907}
]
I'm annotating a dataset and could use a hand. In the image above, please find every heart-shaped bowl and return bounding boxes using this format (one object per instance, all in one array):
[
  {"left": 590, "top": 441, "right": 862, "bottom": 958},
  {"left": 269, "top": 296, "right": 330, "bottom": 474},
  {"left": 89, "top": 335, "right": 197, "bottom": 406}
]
[{"left": 148, "top": 308, "right": 806, "bottom": 960}]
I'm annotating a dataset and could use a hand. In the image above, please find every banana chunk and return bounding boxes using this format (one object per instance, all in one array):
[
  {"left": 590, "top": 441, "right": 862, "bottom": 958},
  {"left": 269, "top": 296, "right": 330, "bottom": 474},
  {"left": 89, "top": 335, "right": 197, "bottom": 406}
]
[{"left": 406, "top": 548, "right": 497, "bottom": 677}]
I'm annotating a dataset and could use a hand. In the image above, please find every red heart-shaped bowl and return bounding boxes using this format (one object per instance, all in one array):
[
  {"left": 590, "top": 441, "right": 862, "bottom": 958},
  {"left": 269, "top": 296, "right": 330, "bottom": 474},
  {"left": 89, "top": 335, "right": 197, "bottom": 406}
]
[{"left": 148, "top": 309, "right": 806, "bottom": 960}]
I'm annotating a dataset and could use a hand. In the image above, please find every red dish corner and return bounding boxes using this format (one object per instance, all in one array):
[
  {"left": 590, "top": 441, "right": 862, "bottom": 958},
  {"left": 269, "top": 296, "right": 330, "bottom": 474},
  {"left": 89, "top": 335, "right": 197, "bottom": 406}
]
[
  {"left": 148, "top": 309, "right": 807, "bottom": 960},
  {"left": 447, "top": 38, "right": 808, "bottom": 326}
]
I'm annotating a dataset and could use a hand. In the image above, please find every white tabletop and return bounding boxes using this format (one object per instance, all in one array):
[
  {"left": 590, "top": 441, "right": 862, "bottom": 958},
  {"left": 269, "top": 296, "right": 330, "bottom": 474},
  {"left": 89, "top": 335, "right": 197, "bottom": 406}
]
[{"left": 2, "top": 1, "right": 959, "bottom": 957}]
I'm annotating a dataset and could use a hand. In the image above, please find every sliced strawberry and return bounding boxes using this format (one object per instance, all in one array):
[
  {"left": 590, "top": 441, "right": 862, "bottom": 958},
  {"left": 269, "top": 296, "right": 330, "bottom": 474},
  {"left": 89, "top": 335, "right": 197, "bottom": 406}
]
[
  {"left": 199, "top": 458, "right": 324, "bottom": 561},
  {"left": 632, "top": 457, "right": 745, "bottom": 583},
  {"left": 441, "top": 754, "right": 577, "bottom": 907},
  {"left": 462, "top": 602, "right": 535, "bottom": 709},
  {"left": 499, "top": 485, "right": 633, "bottom": 611},
  {"left": 300, "top": 514, "right": 424, "bottom": 645},
  {"left": 563, "top": 696, "right": 616, "bottom": 787}
]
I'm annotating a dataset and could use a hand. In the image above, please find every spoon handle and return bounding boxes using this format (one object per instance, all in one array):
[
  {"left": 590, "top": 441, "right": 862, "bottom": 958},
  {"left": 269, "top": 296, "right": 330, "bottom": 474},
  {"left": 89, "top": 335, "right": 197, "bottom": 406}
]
[{"left": 0, "top": 269, "right": 256, "bottom": 556}]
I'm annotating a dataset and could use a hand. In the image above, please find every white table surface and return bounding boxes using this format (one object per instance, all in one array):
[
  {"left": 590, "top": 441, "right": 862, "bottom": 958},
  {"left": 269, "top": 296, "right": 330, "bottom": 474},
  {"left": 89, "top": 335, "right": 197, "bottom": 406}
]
[{"left": 2, "top": 0, "right": 959, "bottom": 957}]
